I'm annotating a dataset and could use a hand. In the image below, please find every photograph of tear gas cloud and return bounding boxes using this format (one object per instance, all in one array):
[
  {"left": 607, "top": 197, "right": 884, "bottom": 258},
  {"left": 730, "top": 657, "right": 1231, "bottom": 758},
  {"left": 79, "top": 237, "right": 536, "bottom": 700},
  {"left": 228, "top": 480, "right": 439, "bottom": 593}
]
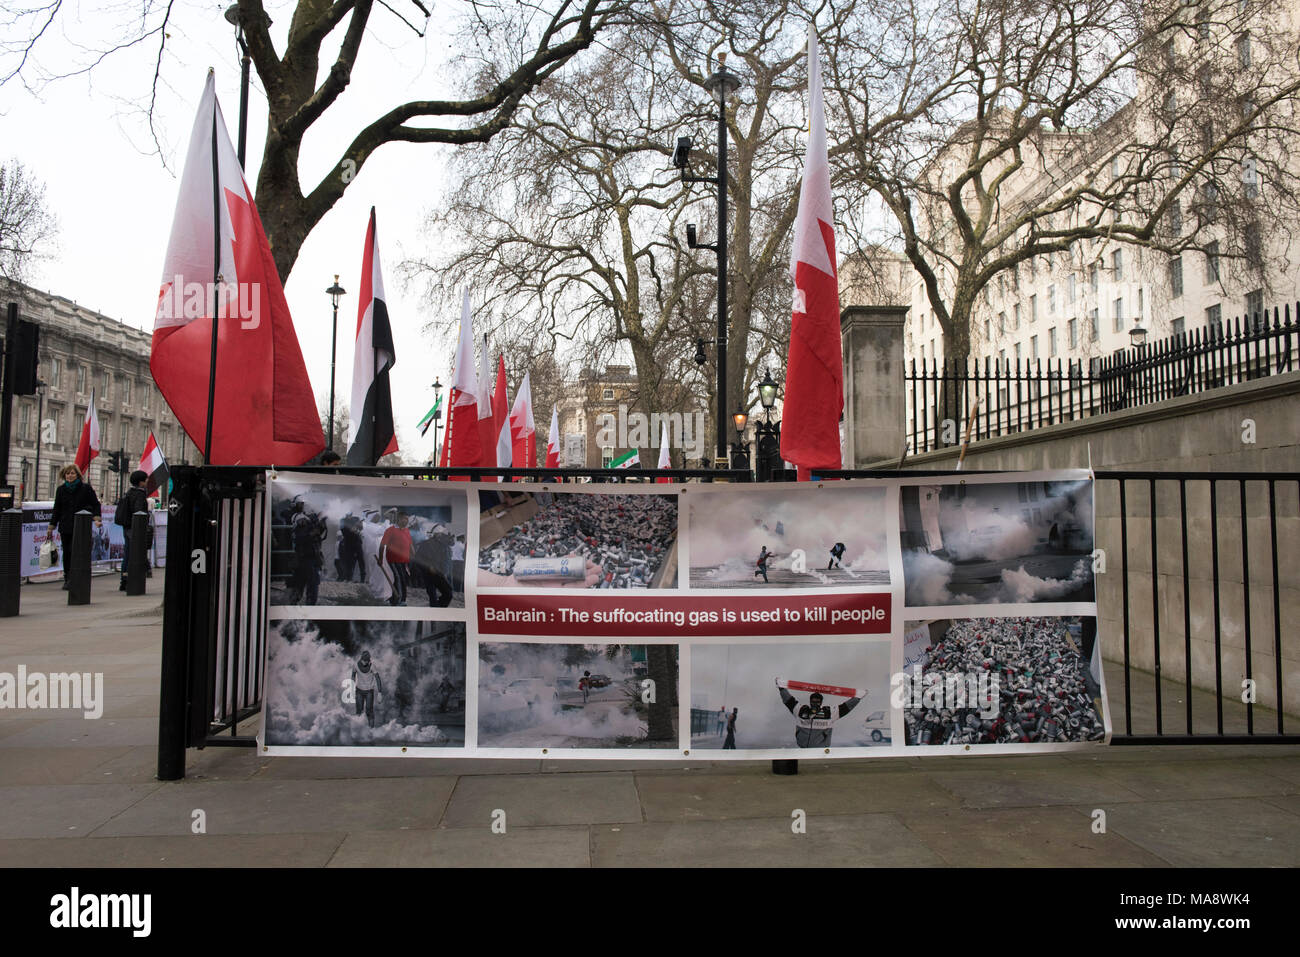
[
  {"left": 900, "top": 480, "right": 1094, "bottom": 607},
  {"left": 688, "top": 485, "right": 890, "bottom": 589},
  {"left": 269, "top": 479, "right": 467, "bottom": 608},
  {"left": 263, "top": 619, "right": 466, "bottom": 747},
  {"left": 902, "top": 616, "right": 1105, "bottom": 746},
  {"left": 478, "top": 490, "right": 678, "bottom": 589},
  {"left": 478, "top": 642, "right": 679, "bottom": 748},
  {"left": 690, "top": 641, "right": 892, "bottom": 751}
]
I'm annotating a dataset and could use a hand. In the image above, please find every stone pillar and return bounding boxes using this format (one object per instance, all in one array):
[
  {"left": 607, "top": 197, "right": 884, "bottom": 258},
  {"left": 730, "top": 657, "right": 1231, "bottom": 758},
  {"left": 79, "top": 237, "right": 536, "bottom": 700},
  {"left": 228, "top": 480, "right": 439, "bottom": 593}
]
[{"left": 841, "top": 305, "right": 908, "bottom": 468}]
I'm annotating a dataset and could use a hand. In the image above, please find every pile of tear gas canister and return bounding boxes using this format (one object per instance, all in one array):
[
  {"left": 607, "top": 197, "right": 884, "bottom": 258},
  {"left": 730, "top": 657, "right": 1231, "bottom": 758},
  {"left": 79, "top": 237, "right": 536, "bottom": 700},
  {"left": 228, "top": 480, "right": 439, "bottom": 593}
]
[
  {"left": 905, "top": 616, "right": 1105, "bottom": 746},
  {"left": 481, "top": 494, "right": 677, "bottom": 588}
]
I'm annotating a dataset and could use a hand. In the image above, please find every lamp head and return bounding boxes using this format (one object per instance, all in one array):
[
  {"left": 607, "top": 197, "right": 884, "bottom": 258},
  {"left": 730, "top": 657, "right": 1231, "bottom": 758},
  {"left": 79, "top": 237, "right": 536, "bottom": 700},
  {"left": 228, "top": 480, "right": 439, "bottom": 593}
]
[
  {"left": 732, "top": 409, "right": 748, "bottom": 435},
  {"left": 758, "top": 368, "right": 778, "bottom": 410},
  {"left": 1129, "top": 325, "right": 1148, "bottom": 348},
  {"left": 703, "top": 54, "right": 743, "bottom": 104},
  {"left": 672, "top": 136, "right": 692, "bottom": 170},
  {"left": 686, "top": 223, "right": 698, "bottom": 248},
  {"left": 326, "top": 274, "right": 346, "bottom": 306},
  {"left": 694, "top": 338, "right": 707, "bottom": 366}
]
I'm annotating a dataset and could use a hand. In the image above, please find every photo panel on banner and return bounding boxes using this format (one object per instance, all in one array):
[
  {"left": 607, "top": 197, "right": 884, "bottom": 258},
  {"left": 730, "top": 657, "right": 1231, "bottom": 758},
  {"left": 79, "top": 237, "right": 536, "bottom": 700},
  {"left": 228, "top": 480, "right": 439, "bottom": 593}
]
[{"left": 258, "top": 469, "right": 1107, "bottom": 759}]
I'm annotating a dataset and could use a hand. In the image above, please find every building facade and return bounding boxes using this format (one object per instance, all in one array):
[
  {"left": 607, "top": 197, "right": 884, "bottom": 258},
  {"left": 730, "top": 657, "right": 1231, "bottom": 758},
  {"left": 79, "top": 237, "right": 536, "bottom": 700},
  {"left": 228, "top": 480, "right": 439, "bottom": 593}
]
[{"left": 2, "top": 281, "right": 196, "bottom": 502}]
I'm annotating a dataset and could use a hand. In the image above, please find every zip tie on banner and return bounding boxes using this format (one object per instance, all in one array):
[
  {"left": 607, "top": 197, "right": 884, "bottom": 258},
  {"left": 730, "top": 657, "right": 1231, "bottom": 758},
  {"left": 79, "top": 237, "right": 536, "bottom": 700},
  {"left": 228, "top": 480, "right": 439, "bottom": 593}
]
[{"left": 1087, "top": 442, "right": 1094, "bottom": 481}]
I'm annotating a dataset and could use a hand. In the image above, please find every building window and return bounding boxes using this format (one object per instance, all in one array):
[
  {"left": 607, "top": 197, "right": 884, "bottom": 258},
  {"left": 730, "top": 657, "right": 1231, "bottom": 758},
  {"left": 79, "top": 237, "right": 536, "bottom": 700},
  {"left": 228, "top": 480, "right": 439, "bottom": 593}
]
[
  {"left": 1068, "top": 318, "right": 1078, "bottom": 349},
  {"left": 1068, "top": 274, "right": 1076, "bottom": 303},
  {"left": 1169, "top": 199, "right": 1182, "bottom": 235},
  {"left": 1111, "top": 249, "right": 1123, "bottom": 281},
  {"left": 1246, "top": 288, "right": 1264, "bottom": 328},
  {"left": 1029, "top": 294, "right": 1038, "bottom": 324},
  {"left": 1088, "top": 262, "right": 1099, "bottom": 293},
  {"left": 1242, "top": 157, "right": 1258, "bottom": 199},
  {"left": 998, "top": 311, "right": 1006, "bottom": 335},
  {"left": 1011, "top": 265, "right": 1019, "bottom": 291},
  {"left": 1205, "top": 241, "right": 1220, "bottom": 283},
  {"left": 1196, "top": 6, "right": 1210, "bottom": 42},
  {"left": 1089, "top": 309, "right": 1099, "bottom": 341},
  {"left": 141, "top": 386, "right": 148, "bottom": 410},
  {"left": 1237, "top": 32, "right": 1251, "bottom": 68},
  {"left": 1030, "top": 335, "right": 1039, "bottom": 360},
  {"left": 49, "top": 357, "right": 61, "bottom": 388},
  {"left": 984, "top": 318, "right": 991, "bottom": 342},
  {"left": 19, "top": 402, "right": 32, "bottom": 440},
  {"left": 1012, "top": 304, "right": 1020, "bottom": 330},
  {"left": 76, "top": 365, "right": 86, "bottom": 394},
  {"left": 1201, "top": 181, "right": 1219, "bottom": 223},
  {"left": 602, "top": 388, "right": 614, "bottom": 400},
  {"left": 1207, "top": 303, "right": 1223, "bottom": 334},
  {"left": 1014, "top": 342, "right": 1022, "bottom": 363},
  {"left": 1137, "top": 288, "right": 1144, "bottom": 318},
  {"left": 1169, "top": 256, "right": 1183, "bottom": 297},
  {"left": 1113, "top": 298, "right": 1124, "bottom": 333},
  {"left": 601, "top": 447, "right": 614, "bottom": 468},
  {"left": 1245, "top": 223, "right": 1262, "bottom": 265},
  {"left": 1047, "top": 284, "right": 1056, "bottom": 314},
  {"left": 100, "top": 372, "right": 110, "bottom": 399},
  {"left": 123, "top": 377, "right": 132, "bottom": 404},
  {"left": 1173, "top": 317, "right": 1185, "bottom": 337},
  {"left": 1049, "top": 327, "right": 1058, "bottom": 357}
]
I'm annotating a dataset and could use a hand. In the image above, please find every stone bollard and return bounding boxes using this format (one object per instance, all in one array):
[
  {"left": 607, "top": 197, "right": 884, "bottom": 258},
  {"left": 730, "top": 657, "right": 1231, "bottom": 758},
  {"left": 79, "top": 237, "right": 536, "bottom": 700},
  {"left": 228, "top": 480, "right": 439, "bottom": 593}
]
[
  {"left": 0, "top": 508, "right": 21, "bottom": 617},
  {"left": 67, "top": 509, "right": 92, "bottom": 606},
  {"left": 126, "top": 511, "right": 149, "bottom": 596}
]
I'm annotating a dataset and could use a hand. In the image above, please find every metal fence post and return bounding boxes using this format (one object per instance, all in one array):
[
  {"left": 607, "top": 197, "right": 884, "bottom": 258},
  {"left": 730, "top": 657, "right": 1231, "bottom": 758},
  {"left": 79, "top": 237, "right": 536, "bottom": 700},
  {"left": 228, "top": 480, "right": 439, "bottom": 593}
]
[
  {"left": 0, "top": 508, "right": 20, "bottom": 617},
  {"left": 158, "top": 471, "right": 196, "bottom": 780},
  {"left": 126, "top": 511, "right": 149, "bottom": 595},
  {"left": 67, "top": 509, "right": 92, "bottom": 605}
]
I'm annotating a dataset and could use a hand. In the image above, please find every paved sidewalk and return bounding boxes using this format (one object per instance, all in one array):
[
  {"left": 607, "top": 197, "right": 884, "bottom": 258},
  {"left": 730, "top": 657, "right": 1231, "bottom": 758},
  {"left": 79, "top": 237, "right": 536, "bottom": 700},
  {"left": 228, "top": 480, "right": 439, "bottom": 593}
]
[{"left": 1, "top": 579, "right": 1297, "bottom": 867}]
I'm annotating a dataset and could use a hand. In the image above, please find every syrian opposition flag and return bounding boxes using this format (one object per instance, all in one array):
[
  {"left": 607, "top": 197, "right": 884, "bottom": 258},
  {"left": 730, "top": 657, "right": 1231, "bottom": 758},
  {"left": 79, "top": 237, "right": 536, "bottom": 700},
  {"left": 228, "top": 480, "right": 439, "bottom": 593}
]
[
  {"left": 492, "top": 355, "right": 511, "bottom": 469},
  {"left": 418, "top": 393, "right": 442, "bottom": 437},
  {"left": 780, "top": 26, "right": 843, "bottom": 482},
  {"left": 138, "top": 431, "right": 170, "bottom": 498},
  {"left": 544, "top": 406, "right": 561, "bottom": 468},
  {"left": 346, "top": 208, "right": 398, "bottom": 466},
  {"left": 74, "top": 390, "right": 101, "bottom": 474},
  {"left": 440, "top": 290, "right": 484, "bottom": 471},
  {"left": 509, "top": 372, "right": 536, "bottom": 470},
  {"left": 151, "top": 72, "right": 323, "bottom": 466},
  {"left": 656, "top": 420, "right": 672, "bottom": 483},
  {"left": 611, "top": 449, "right": 639, "bottom": 469}
]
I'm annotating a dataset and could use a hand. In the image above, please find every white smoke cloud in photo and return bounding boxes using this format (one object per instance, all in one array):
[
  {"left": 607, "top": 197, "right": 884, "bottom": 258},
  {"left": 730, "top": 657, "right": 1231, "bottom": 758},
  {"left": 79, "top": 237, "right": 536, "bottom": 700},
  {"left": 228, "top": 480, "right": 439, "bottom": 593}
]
[
  {"left": 691, "top": 642, "right": 892, "bottom": 750},
  {"left": 264, "top": 619, "right": 465, "bottom": 747},
  {"left": 690, "top": 486, "right": 889, "bottom": 583}
]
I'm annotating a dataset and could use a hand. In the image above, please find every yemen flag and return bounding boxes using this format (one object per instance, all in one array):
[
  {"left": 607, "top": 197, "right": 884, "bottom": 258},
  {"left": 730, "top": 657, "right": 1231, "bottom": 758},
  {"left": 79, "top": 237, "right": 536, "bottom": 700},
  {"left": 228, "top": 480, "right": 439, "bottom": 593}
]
[
  {"left": 151, "top": 72, "right": 323, "bottom": 466},
  {"left": 74, "top": 390, "right": 101, "bottom": 474},
  {"left": 139, "top": 431, "right": 170, "bottom": 498},
  {"left": 347, "top": 207, "right": 398, "bottom": 465},
  {"left": 611, "top": 449, "right": 639, "bottom": 469}
]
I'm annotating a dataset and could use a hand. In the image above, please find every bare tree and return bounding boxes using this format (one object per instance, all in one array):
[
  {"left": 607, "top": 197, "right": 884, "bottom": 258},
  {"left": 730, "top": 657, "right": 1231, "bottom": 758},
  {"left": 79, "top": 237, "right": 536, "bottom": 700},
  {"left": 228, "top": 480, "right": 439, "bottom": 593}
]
[
  {"left": 826, "top": 0, "right": 1300, "bottom": 398},
  {"left": 0, "top": 159, "right": 57, "bottom": 281}
]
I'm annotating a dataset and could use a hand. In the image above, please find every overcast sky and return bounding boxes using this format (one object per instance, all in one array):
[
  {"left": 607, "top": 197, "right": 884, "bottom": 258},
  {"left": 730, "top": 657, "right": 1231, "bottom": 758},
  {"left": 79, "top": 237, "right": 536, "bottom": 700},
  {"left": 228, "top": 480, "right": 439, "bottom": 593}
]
[{"left": 3, "top": 1, "right": 490, "bottom": 463}]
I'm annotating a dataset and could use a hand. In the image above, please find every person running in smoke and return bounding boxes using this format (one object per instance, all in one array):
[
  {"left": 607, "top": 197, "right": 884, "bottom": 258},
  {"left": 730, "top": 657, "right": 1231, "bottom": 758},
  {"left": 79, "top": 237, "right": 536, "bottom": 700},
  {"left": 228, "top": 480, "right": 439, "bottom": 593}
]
[
  {"left": 352, "top": 651, "right": 384, "bottom": 728},
  {"left": 336, "top": 513, "right": 367, "bottom": 583},
  {"left": 754, "top": 545, "right": 773, "bottom": 584},
  {"left": 828, "top": 542, "right": 846, "bottom": 570},
  {"left": 775, "top": 679, "right": 863, "bottom": 748}
]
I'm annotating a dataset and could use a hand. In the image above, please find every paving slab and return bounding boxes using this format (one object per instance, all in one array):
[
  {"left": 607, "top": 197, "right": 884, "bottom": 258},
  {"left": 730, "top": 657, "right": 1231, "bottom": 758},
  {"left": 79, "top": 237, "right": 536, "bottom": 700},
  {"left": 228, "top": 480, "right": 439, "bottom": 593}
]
[
  {"left": 0, "top": 782, "right": 163, "bottom": 840},
  {"left": 1089, "top": 757, "right": 1299, "bottom": 800},
  {"left": 90, "top": 777, "right": 456, "bottom": 837},
  {"left": 0, "top": 833, "right": 344, "bottom": 867},
  {"left": 895, "top": 805, "right": 1168, "bottom": 867},
  {"left": 0, "top": 746, "right": 133, "bottom": 786},
  {"left": 1101, "top": 798, "right": 1300, "bottom": 867},
  {"left": 440, "top": 772, "right": 642, "bottom": 828},
  {"left": 634, "top": 768, "right": 957, "bottom": 823},
  {"left": 1261, "top": 794, "right": 1300, "bottom": 817},
  {"left": 0, "top": 716, "right": 158, "bottom": 748},
  {"left": 327, "top": 826, "right": 591, "bottom": 867},
  {"left": 925, "top": 765, "right": 1146, "bottom": 809},
  {"left": 590, "top": 814, "right": 943, "bottom": 867},
  {"left": 75, "top": 745, "right": 265, "bottom": 785},
  {"left": 254, "top": 756, "right": 542, "bottom": 780}
]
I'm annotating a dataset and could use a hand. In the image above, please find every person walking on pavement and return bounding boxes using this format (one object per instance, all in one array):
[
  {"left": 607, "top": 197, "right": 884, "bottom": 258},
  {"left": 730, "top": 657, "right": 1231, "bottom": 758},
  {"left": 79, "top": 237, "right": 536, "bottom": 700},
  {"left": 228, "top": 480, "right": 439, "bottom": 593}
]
[
  {"left": 723, "top": 708, "right": 737, "bottom": 749},
  {"left": 754, "top": 545, "right": 772, "bottom": 584},
  {"left": 49, "top": 463, "right": 102, "bottom": 590},
  {"left": 113, "top": 470, "right": 150, "bottom": 591},
  {"left": 379, "top": 512, "right": 413, "bottom": 606}
]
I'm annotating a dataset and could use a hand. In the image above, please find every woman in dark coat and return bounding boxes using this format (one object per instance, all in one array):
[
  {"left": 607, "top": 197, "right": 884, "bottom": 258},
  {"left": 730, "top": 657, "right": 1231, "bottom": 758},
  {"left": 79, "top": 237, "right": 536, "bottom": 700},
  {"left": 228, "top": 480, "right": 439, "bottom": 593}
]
[{"left": 48, "top": 463, "right": 102, "bottom": 588}]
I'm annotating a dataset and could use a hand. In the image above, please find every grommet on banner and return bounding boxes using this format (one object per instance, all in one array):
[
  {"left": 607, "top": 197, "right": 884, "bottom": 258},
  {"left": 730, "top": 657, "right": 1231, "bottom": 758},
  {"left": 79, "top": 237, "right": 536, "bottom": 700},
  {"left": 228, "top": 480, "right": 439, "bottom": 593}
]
[
  {"left": 401, "top": 747, "right": 407, "bottom": 753},
  {"left": 542, "top": 748, "right": 548, "bottom": 754}
]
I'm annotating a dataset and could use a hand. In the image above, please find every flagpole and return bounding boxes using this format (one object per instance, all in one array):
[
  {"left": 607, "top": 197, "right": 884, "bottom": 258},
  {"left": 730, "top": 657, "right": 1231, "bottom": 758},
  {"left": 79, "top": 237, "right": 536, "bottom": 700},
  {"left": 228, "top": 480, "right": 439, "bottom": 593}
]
[{"left": 203, "top": 101, "right": 221, "bottom": 466}]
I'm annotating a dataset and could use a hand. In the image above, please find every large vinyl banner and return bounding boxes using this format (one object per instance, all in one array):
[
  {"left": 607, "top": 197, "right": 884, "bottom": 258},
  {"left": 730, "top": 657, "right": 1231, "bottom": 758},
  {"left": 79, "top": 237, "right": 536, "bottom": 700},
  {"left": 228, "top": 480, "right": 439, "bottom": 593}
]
[{"left": 258, "top": 470, "right": 1108, "bottom": 759}]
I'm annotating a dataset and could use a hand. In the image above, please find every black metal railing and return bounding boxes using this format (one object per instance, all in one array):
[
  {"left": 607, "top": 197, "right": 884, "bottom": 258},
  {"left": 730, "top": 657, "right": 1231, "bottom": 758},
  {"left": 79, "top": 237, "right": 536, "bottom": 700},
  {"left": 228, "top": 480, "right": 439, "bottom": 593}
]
[
  {"left": 907, "top": 304, "right": 1297, "bottom": 454},
  {"left": 156, "top": 464, "right": 753, "bottom": 779}
]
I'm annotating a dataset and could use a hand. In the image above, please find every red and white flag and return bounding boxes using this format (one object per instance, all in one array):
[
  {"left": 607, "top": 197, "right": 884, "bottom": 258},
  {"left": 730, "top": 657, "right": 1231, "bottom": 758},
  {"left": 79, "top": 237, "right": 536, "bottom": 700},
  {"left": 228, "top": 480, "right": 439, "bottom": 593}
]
[
  {"left": 347, "top": 207, "right": 398, "bottom": 466},
  {"left": 509, "top": 372, "right": 536, "bottom": 471},
  {"left": 544, "top": 406, "right": 561, "bottom": 468},
  {"left": 138, "top": 431, "right": 170, "bottom": 498},
  {"left": 780, "top": 27, "right": 843, "bottom": 481},
  {"left": 492, "top": 355, "right": 511, "bottom": 470},
  {"left": 476, "top": 344, "right": 496, "bottom": 471},
  {"left": 656, "top": 420, "right": 672, "bottom": 482},
  {"left": 74, "top": 390, "right": 101, "bottom": 474},
  {"left": 150, "top": 72, "right": 323, "bottom": 465},
  {"left": 440, "top": 290, "right": 484, "bottom": 471}
]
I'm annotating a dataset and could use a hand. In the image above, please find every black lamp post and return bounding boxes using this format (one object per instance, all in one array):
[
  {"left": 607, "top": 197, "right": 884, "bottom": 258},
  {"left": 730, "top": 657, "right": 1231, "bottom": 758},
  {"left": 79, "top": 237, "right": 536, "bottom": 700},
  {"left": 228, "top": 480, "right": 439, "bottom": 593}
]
[
  {"left": 730, "top": 408, "right": 750, "bottom": 470},
  {"left": 326, "top": 275, "right": 347, "bottom": 451},
  {"left": 676, "top": 54, "right": 743, "bottom": 466},
  {"left": 755, "top": 368, "right": 782, "bottom": 482},
  {"left": 430, "top": 377, "right": 443, "bottom": 465},
  {"left": 32, "top": 378, "right": 46, "bottom": 499},
  {"left": 1128, "top": 325, "right": 1148, "bottom": 349},
  {"left": 223, "top": 4, "right": 271, "bottom": 169}
]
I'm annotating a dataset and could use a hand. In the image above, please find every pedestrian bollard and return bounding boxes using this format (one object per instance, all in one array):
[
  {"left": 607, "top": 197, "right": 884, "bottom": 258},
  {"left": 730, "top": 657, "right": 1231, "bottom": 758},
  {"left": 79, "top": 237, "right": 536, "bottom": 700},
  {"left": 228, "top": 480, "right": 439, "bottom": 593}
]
[
  {"left": 126, "top": 511, "right": 149, "bottom": 595},
  {"left": 67, "top": 509, "right": 92, "bottom": 606},
  {"left": 0, "top": 508, "right": 21, "bottom": 617}
]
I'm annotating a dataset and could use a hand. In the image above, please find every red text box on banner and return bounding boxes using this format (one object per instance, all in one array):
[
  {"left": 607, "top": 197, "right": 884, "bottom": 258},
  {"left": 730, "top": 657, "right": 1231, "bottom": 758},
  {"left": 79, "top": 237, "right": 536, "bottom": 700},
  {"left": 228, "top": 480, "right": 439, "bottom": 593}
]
[{"left": 478, "top": 592, "right": 891, "bottom": 638}]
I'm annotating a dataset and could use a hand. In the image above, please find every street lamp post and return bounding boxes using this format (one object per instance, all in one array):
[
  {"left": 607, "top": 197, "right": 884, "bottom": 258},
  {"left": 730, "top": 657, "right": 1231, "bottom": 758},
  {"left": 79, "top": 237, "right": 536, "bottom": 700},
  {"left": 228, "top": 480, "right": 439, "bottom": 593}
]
[
  {"left": 33, "top": 378, "right": 46, "bottom": 499},
  {"left": 675, "top": 55, "right": 743, "bottom": 466},
  {"left": 730, "top": 408, "right": 750, "bottom": 471},
  {"left": 431, "top": 377, "right": 443, "bottom": 465},
  {"left": 755, "top": 368, "right": 781, "bottom": 482},
  {"left": 326, "top": 276, "right": 347, "bottom": 452},
  {"left": 224, "top": 4, "right": 271, "bottom": 169}
]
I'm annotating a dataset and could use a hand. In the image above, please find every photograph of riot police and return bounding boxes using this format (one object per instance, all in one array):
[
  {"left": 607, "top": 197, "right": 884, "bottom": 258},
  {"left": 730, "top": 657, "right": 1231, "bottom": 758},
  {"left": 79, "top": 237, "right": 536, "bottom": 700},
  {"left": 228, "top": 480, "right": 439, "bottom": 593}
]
[
  {"left": 270, "top": 479, "right": 467, "bottom": 607},
  {"left": 477, "top": 489, "right": 678, "bottom": 589},
  {"left": 901, "top": 616, "right": 1105, "bottom": 746},
  {"left": 900, "top": 479, "right": 1094, "bottom": 607}
]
